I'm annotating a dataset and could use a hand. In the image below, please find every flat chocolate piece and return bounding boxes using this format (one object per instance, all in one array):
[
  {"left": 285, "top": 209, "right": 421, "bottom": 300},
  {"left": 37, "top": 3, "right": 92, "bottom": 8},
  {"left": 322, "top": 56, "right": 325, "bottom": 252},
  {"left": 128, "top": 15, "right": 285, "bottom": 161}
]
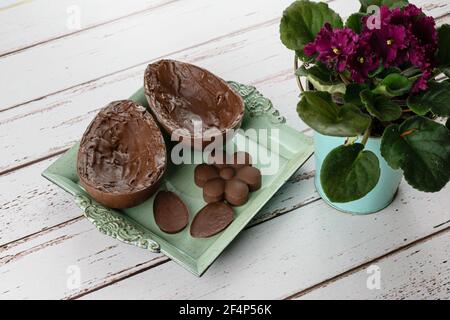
[
  {"left": 235, "top": 166, "right": 262, "bottom": 191},
  {"left": 77, "top": 100, "right": 166, "bottom": 209},
  {"left": 225, "top": 179, "right": 249, "bottom": 206},
  {"left": 153, "top": 191, "right": 189, "bottom": 234},
  {"left": 219, "top": 167, "right": 235, "bottom": 181},
  {"left": 144, "top": 59, "right": 245, "bottom": 149},
  {"left": 231, "top": 151, "right": 252, "bottom": 170},
  {"left": 194, "top": 164, "right": 219, "bottom": 187},
  {"left": 190, "top": 202, "right": 234, "bottom": 238},
  {"left": 203, "top": 178, "right": 225, "bottom": 203}
]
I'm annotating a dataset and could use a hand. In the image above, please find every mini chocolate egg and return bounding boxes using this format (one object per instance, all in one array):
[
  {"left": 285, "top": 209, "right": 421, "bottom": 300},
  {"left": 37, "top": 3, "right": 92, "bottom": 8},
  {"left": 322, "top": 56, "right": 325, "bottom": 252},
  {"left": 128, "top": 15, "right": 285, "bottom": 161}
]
[
  {"left": 190, "top": 202, "right": 234, "bottom": 238},
  {"left": 225, "top": 179, "right": 249, "bottom": 206},
  {"left": 231, "top": 151, "right": 252, "bottom": 169},
  {"left": 235, "top": 166, "right": 262, "bottom": 191},
  {"left": 153, "top": 191, "right": 189, "bottom": 234},
  {"left": 203, "top": 178, "right": 225, "bottom": 203},
  {"left": 219, "top": 167, "right": 235, "bottom": 181},
  {"left": 194, "top": 164, "right": 219, "bottom": 187}
]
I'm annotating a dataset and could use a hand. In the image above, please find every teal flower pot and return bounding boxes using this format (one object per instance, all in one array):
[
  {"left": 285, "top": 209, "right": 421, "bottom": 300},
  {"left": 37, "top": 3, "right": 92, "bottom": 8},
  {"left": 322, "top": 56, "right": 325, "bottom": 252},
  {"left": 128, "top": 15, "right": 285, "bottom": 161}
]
[{"left": 314, "top": 131, "right": 403, "bottom": 215}]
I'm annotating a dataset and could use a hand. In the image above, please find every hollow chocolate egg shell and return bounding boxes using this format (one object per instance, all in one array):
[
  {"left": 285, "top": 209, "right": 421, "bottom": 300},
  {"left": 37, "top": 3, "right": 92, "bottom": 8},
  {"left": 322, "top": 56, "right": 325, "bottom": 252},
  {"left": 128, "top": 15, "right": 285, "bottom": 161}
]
[
  {"left": 77, "top": 100, "right": 167, "bottom": 209},
  {"left": 144, "top": 59, "right": 245, "bottom": 150}
]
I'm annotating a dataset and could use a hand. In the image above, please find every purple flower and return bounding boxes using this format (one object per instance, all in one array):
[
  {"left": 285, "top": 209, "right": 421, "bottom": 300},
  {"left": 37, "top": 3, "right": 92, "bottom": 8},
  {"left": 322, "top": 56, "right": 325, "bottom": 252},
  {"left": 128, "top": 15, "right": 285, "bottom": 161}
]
[
  {"left": 365, "top": 24, "right": 407, "bottom": 67},
  {"left": 304, "top": 23, "right": 358, "bottom": 72},
  {"left": 348, "top": 39, "right": 380, "bottom": 83},
  {"left": 412, "top": 69, "right": 432, "bottom": 93}
]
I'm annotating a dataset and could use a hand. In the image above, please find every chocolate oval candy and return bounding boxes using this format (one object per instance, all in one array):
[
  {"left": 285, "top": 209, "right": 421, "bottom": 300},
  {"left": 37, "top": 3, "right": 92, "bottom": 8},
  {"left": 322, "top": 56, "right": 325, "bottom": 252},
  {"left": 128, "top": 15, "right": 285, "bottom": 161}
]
[
  {"left": 225, "top": 179, "right": 249, "bottom": 206},
  {"left": 190, "top": 202, "right": 234, "bottom": 238},
  {"left": 219, "top": 167, "right": 235, "bottom": 181},
  {"left": 235, "top": 166, "right": 262, "bottom": 191},
  {"left": 194, "top": 164, "right": 219, "bottom": 187},
  {"left": 203, "top": 178, "right": 225, "bottom": 203},
  {"left": 77, "top": 100, "right": 166, "bottom": 209},
  {"left": 153, "top": 191, "right": 189, "bottom": 234},
  {"left": 144, "top": 59, "right": 244, "bottom": 150}
]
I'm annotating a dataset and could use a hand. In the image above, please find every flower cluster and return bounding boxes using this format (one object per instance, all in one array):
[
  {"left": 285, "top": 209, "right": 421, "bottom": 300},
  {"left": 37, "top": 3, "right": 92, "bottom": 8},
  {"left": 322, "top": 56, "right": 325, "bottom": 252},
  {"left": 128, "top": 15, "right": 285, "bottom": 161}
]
[{"left": 304, "top": 4, "right": 438, "bottom": 92}]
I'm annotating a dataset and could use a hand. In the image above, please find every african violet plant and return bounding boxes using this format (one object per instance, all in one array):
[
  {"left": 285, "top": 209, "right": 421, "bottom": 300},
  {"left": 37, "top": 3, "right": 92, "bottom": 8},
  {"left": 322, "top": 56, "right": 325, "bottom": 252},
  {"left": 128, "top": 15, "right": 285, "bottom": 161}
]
[{"left": 280, "top": 0, "right": 450, "bottom": 203}]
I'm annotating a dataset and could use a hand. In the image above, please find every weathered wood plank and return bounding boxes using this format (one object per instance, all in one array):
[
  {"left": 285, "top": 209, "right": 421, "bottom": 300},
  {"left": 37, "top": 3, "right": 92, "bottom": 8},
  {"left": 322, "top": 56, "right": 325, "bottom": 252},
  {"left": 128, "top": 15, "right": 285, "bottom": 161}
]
[
  {"left": 0, "top": 150, "right": 315, "bottom": 248},
  {"left": 0, "top": 0, "right": 172, "bottom": 56},
  {"left": 0, "top": 158, "right": 318, "bottom": 299},
  {"left": 0, "top": 20, "right": 302, "bottom": 174},
  {"left": 297, "top": 228, "right": 450, "bottom": 300},
  {"left": 78, "top": 182, "right": 450, "bottom": 300},
  {"left": 0, "top": 0, "right": 298, "bottom": 110}
]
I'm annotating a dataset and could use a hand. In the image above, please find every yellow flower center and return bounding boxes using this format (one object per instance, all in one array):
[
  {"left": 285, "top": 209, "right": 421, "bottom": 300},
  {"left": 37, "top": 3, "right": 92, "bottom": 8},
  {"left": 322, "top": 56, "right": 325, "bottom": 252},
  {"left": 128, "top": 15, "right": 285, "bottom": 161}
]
[
  {"left": 386, "top": 39, "right": 393, "bottom": 46},
  {"left": 333, "top": 48, "right": 341, "bottom": 55},
  {"left": 359, "top": 57, "right": 365, "bottom": 64}
]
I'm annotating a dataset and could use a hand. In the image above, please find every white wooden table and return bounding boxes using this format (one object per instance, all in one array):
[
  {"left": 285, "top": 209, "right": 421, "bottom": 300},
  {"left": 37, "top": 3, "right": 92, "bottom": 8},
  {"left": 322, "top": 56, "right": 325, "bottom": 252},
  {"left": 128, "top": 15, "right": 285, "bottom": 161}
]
[{"left": 1, "top": 0, "right": 449, "bottom": 300}]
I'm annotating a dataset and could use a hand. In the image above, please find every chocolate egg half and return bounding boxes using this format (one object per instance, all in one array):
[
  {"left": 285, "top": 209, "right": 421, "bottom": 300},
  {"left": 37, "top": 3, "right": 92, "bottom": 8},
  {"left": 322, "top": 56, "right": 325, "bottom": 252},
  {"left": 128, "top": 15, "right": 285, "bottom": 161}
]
[
  {"left": 77, "top": 100, "right": 167, "bottom": 209},
  {"left": 144, "top": 59, "right": 244, "bottom": 149}
]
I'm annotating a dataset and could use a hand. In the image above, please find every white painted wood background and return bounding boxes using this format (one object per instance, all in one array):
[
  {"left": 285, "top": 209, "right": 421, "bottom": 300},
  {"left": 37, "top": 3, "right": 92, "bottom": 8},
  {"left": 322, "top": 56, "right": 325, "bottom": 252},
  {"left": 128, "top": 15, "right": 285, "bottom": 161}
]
[{"left": 0, "top": 0, "right": 449, "bottom": 300}]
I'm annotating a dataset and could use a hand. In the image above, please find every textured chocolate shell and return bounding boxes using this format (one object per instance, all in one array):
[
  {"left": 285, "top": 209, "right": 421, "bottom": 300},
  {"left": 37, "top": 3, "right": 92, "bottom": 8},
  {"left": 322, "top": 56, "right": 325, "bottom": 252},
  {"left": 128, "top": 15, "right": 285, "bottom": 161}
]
[
  {"left": 77, "top": 100, "right": 167, "bottom": 209},
  {"left": 144, "top": 59, "right": 244, "bottom": 149}
]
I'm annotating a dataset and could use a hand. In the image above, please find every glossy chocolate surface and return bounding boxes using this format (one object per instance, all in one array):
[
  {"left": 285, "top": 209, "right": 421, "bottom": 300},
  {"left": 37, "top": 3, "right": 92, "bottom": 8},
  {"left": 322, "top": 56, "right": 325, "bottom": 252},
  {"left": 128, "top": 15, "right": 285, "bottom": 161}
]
[
  {"left": 144, "top": 59, "right": 244, "bottom": 148},
  {"left": 153, "top": 191, "right": 189, "bottom": 234},
  {"left": 235, "top": 166, "right": 262, "bottom": 191},
  {"left": 219, "top": 167, "right": 235, "bottom": 181},
  {"left": 190, "top": 202, "right": 234, "bottom": 238},
  {"left": 203, "top": 178, "right": 225, "bottom": 203},
  {"left": 194, "top": 164, "right": 220, "bottom": 188},
  {"left": 77, "top": 100, "right": 166, "bottom": 208},
  {"left": 225, "top": 179, "right": 249, "bottom": 206}
]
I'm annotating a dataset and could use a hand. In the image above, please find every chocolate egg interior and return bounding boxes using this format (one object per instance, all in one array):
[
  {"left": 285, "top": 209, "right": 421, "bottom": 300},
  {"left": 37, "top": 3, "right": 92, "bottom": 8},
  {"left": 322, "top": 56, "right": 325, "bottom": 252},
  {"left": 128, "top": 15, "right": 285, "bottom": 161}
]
[
  {"left": 77, "top": 100, "right": 166, "bottom": 208},
  {"left": 144, "top": 59, "right": 244, "bottom": 142}
]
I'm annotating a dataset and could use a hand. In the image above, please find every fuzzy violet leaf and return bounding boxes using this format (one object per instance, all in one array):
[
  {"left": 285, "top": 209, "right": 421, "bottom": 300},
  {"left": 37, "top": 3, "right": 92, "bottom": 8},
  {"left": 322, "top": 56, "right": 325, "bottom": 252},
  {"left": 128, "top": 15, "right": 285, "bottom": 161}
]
[
  {"left": 345, "top": 12, "right": 365, "bottom": 34},
  {"left": 407, "top": 81, "right": 450, "bottom": 116},
  {"left": 344, "top": 83, "right": 368, "bottom": 106},
  {"left": 280, "top": 0, "right": 343, "bottom": 59},
  {"left": 381, "top": 116, "right": 450, "bottom": 192},
  {"left": 437, "top": 24, "right": 450, "bottom": 67},
  {"left": 359, "top": 0, "right": 409, "bottom": 12},
  {"left": 321, "top": 143, "right": 381, "bottom": 203},
  {"left": 297, "top": 64, "right": 346, "bottom": 94},
  {"left": 297, "top": 91, "right": 372, "bottom": 137},
  {"left": 372, "top": 73, "right": 412, "bottom": 97},
  {"left": 360, "top": 89, "right": 402, "bottom": 121}
]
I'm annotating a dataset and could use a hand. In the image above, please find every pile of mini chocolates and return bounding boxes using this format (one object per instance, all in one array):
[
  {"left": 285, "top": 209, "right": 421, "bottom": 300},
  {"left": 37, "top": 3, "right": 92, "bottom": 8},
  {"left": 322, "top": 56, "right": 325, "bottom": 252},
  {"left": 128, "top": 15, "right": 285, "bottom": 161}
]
[{"left": 76, "top": 59, "right": 260, "bottom": 240}]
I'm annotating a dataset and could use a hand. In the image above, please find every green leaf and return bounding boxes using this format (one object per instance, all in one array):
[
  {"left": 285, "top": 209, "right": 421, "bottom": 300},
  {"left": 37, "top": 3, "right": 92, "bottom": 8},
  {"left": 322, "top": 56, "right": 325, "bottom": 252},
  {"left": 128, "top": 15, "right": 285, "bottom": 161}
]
[
  {"left": 359, "top": 0, "right": 409, "bottom": 12},
  {"left": 381, "top": 116, "right": 450, "bottom": 192},
  {"left": 344, "top": 83, "right": 368, "bottom": 106},
  {"left": 373, "top": 73, "right": 412, "bottom": 97},
  {"left": 437, "top": 24, "right": 450, "bottom": 67},
  {"left": 446, "top": 118, "right": 450, "bottom": 130},
  {"left": 442, "top": 67, "right": 450, "bottom": 78},
  {"left": 346, "top": 13, "right": 365, "bottom": 34},
  {"left": 407, "top": 82, "right": 450, "bottom": 116},
  {"left": 360, "top": 90, "right": 402, "bottom": 121},
  {"left": 297, "top": 91, "right": 372, "bottom": 137},
  {"left": 379, "top": 67, "right": 401, "bottom": 78},
  {"left": 280, "top": 0, "right": 343, "bottom": 60},
  {"left": 321, "top": 143, "right": 380, "bottom": 202},
  {"left": 296, "top": 63, "right": 346, "bottom": 94}
]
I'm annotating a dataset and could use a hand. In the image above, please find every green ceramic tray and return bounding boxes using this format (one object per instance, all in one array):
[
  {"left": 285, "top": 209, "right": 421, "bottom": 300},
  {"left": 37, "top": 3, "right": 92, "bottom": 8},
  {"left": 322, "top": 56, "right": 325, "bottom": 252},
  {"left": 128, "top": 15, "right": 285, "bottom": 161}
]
[{"left": 42, "top": 82, "right": 313, "bottom": 276}]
